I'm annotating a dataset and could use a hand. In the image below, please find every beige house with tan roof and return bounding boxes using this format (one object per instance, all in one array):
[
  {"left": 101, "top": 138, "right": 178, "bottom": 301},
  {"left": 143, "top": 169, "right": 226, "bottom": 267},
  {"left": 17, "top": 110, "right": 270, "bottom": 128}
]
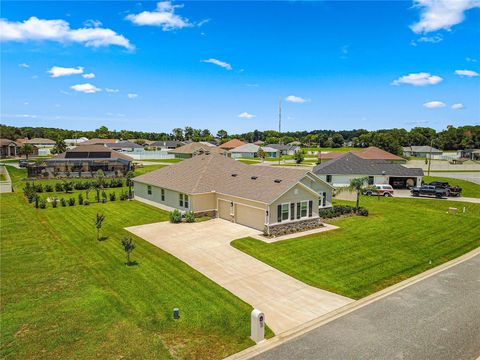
[
  {"left": 132, "top": 154, "right": 334, "bottom": 236},
  {"left": 169, "top": 142, "right": 228, "bottom": 158}
]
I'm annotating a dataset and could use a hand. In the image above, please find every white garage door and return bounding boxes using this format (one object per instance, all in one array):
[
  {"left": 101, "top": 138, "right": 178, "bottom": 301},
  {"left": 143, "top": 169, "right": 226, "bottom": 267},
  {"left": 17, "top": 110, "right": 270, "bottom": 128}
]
[{"left": 235, "top": 204, "right": 265, "bottom": 231}]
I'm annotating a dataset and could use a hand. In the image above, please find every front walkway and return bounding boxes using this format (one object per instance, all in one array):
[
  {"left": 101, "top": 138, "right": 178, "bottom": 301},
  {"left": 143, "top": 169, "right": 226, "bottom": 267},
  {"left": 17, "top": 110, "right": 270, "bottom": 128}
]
[{"left": 126, "top": 218, "right": 352, "bottom": 334}]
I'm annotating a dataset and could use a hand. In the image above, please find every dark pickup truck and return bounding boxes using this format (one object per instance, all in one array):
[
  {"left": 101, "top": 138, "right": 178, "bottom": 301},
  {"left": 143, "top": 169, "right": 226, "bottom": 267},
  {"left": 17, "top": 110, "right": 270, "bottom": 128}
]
[
  {"left": 411, "top": 185, "right": 447, "bottom": 198},
  {"left": 428, "top": 181, "right": 462, "bottom": 197}
]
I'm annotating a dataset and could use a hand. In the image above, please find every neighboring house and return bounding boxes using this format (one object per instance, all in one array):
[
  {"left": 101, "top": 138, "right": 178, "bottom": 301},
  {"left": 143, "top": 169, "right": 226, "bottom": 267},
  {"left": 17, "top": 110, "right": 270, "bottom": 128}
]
[
  {"left": 0, "top": 139, "right": 19, "bottom": 158},
  {"left": 319, "top": 146, "right": 406, "bottom": 163},
  {"left": 28, "top": 145, "right": 133, "bottom": 178},
  {"left": 17, "top": 138, "right": 55, "bottom": 155},
  {"left": 64, "top": 137, "right": 89, "bottom": 147},
  {"left": 128, "top": 139, "right": 155, "bottom": 146},
  {"left": 78, "top": 138, "right": 118, "bottom": 146},
  {"left": 254, "top": 140, "right": 265, "bottom": 146},
  {"left": 403, "top": 146, "right": 442, "bottom": 158},
  {"left": 219, "top": 138, "right": 246, "bottom": 150},
  {"left": 267, "top": 144, "right": 301, "bottom": 156},
  {"left": 313, "top": 152, "right": 423, "bottom": 188},
  {"left": 457, "top": 149, "right": 480, "bottom": 160},
  {"left": 230, "top": 143, "right": 280, "bottom": 158},
  {"left": 169, "top": 142, "right": 227, "bottom": 159},
  {"left": 132, "top": 154, "right": 334, "bottom": 236},
  {"left": 150, "top": 140, "right": 184, "bottom": 149},
  {"left": 106, "top": 141, "right": 144, "bottom": 152},
  {"left": 288, "top": 141, "right": 302, "bottom": 146}
]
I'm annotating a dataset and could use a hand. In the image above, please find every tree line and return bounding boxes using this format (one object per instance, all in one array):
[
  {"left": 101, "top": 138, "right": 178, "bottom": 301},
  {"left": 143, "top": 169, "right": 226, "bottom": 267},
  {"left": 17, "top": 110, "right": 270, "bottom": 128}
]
[{"left": 1, "top": 124, "right": 478, "bottom": 155}]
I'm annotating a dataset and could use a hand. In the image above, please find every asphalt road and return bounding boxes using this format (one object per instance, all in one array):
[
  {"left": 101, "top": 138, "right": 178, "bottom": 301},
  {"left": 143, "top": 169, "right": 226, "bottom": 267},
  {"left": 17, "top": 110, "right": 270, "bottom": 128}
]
[{"left": 253, "top": 254, "right": 480, "bottom": 360}]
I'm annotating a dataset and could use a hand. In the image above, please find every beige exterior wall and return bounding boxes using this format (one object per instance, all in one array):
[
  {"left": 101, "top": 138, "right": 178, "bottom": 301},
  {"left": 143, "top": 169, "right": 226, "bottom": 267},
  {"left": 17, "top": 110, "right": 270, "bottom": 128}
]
[
  {"left": 300, "top": 175, "right": 333, "bottom": 205},
  {"left": 269, "top": 183, "right": 320, "bottom": 225},
  {"left": 133, "top": 181, "right": 191, "bottom": 212},
  {"left": 191, "top": 193, "right": 216, "bottom": 212}
]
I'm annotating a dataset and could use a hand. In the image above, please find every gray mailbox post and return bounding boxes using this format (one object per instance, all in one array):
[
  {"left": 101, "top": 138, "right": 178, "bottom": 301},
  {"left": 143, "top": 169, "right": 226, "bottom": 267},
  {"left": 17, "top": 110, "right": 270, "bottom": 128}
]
[{"left": 251, "top": 309, "right": 265, "bottom": 343}]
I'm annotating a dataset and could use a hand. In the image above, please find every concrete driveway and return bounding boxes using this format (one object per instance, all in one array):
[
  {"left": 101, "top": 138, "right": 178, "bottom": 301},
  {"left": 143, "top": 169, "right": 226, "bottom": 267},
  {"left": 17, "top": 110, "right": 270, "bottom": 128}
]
[{"left": 126, "top": 218, "right": 353, "bottom": 334}]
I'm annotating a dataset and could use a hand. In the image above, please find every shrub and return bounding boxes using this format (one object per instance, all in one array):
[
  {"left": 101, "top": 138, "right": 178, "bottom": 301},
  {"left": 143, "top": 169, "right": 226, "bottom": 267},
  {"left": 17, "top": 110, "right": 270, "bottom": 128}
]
[
  {"left": 55, "top": 183, "right": 63, "bottom": 192},
  {"left": 34, "top": 184, "right": 43, "bottom": 193},
  {"left": 357, "top": 207, "right": 369, "bottom": 216},
  {"left": 60, "top": 198, "right": 67, "bottom": 207},
  {"left": 109, "top": 192, "right": 116, "bottom": 201},
  {"left": 83, "top": 200, "right": 90, "bottom": 206},
  {"left": 169, "top": 209, "right": 182, "bottom": 223},
  {"left": 63, "top": 181, "right": 73, "bottom": 193},
  {"left": 185, "top": 211, "right": 195, "bottom": 223},
  {"left": 44, "top": 184, "right": 53, "bottom": 192},
  {"left": 38, "top": 198, "right": 47, "bottom": 209},
  {"left": 52, "top": 198, "right": 58, "bottom": 208},
  {"left": 68, "top": 197, "right": 75, "bottom": 206},
  {"left": 119, "top": 192, "right": 127, "bottom": 201},
  {"left": 101, "top": 191, "right": 107, "bottom": 203},
  {"left": 78, "top": 193, "right": 84, "bottom": 205}
]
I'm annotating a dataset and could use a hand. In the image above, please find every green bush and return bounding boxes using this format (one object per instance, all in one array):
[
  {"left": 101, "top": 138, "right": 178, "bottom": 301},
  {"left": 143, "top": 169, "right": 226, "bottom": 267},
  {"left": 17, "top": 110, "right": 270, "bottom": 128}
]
[
  {"left": 52, "top": 198, "right": 58, "bottom": 208},
  {"left": 60, "top": 198, "right": 67, "bottom": 207},
  {"left": 38, "top": 198, "right": 47, "bottom": 209},
  {"left": 34, "top": 184, "right": 43, "bottom": 193},
  {"left": 68, "top": 198, "right": 75, "bottom": 206},
  {"left": 169, "top": 209, "right": 182, "bottom": 223},
  {"left": 357, "top": 207, "right": 369, "bottom": 216},
  {"left": 109, "top": 192, "right": 116, "bottom": 201},
  {"left": 83, "top": 200, "right": 90, "bottom": 206},
  {"left": 55, "top": 183, "right": 63, "bottom": 192},
  {"left": 185, "top": 211, "right": 195, "bottom": 223},
  {"left": 78, "top": 193, "right": 84, "bottom": 205},
  {"left": 101, "top": 191, "right": 107, "bottom": 203},
  {"left": 45, "top": 184, "right": 53, "bottom": 192}
]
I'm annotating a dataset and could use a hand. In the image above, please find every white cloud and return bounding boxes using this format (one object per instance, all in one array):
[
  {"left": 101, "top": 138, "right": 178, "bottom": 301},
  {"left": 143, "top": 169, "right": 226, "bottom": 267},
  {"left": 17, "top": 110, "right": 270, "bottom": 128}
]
[
  {"left": 127, "top": 93, "right": 138, "bottom": 99},
  {"left": 105, "top": 88, "right": 119, "bottom": 93},
  {"left": 423, "top": 100, "right": 446, "bottom": 108},
  {"left": 392, "top": 72, "right": 442, "bottom": 86},
  {"left": 411, "top": 34, "right": 443, "bottom": 46},
  {"left": 18, "top": 63, "right": 29, "bottom": 68},
  {"left": 285, "top": 95, "right": 307, "bottom": 103},
  {"left": 23, "top": 102, "right": 29, "bottom": 105},
  {"left": 238, "top": 112, "right": 256, "bottom": 119},
  {"left": 451, "top": 103, "right": 464, "bottom": 110},
  {"left": 70, "top": 83, "right": 101, "bottom": 93},
  {"left": 411, "top": 0, "right": 480, "bottom": 33},
  {"left": 48, "top": 66, "right": 84, "bottom": 77},
  {"left": 83, "top": 19, "right": 102, "bottom": 28},
  {"left": 0, "top": 16, "right": 133, "bottom": 50},
  {"left": 126, "top": 1, "right": 192, "bottom": 31},
  {"left": 455, "top": 69, "right": 479, "bottom": 77},
  {"left": 201, "top": 58, "right": 232, "bottom": 70},
  {"left": 466, "top": 57, "right": 477, "bottom": 62},
  {"left": 82, "top": 73, "right": 95, "bottom": 79}
]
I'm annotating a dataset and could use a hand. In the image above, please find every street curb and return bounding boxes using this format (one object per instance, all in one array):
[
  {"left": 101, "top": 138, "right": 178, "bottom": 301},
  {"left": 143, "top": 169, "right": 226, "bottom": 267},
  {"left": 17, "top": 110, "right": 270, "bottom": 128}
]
[{"left": 225, "top": 247, "right": 480, "bottom": 360}]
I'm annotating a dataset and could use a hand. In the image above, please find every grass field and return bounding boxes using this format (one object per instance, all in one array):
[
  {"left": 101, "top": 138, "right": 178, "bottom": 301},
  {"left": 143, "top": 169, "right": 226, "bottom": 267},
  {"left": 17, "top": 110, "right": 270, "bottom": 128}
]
[
  {"left": 237, "top": 159, "right": 261, "bottom": 165},
  {"left": 1, "top": 166, "right": 257, "bottom": 359},
  {"left": 0, "top": 173, "right": 7, "bottom": 181},
  {"left": 232, "top": 197, "right": 480, "bottom": 299},
  {"left": 423, "top": 176, "right": 480, "bottom": 198}
]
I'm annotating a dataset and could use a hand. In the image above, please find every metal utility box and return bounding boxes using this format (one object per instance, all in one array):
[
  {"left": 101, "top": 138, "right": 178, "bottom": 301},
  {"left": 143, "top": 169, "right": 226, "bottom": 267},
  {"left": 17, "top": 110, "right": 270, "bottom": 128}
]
[{"left": 251, "top": 309, "right": 265, "bottom": 343}]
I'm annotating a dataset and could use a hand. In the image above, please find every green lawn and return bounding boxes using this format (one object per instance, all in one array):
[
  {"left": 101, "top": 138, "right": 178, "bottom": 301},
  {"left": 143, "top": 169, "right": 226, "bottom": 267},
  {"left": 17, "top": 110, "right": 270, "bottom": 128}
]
[
  {"left": 237, "top": 159, "right": 261, "bottom": 165},
  {"left": 232, "top": 197, "right": 480, "bottom": 299},
  {"left": 423, "top": 176, "right": 480, "bottom": 198},
  {"left": 1, "top": 166, "right": 258, "bottom": 358},
  {"left": 0, "top": 173, "right": 7, "bottom": 181}
]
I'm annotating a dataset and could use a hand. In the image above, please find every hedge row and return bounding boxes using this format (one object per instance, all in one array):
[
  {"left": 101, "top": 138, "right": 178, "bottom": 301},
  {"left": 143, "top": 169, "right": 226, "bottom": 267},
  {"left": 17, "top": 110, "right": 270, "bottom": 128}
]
[{"left": 319, "top": 205, "right": 369, "bottom": 218}]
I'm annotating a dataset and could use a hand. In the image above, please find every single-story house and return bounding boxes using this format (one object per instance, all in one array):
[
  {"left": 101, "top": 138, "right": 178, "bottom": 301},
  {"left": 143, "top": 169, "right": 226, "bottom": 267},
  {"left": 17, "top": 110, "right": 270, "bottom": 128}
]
[
  {"left": 17, "top": 138, "right": 55, "bottom": 155},
  {"left": 106, "top": 140, "right": 144, "bottom": 152},
  {"left": 64, "top": 137, "right": 89, "bottom": 147},
  {"left": 313, "top": 152, "right": 424, "bottom": 189},
  {"left": 267, "top": 144, "right": 301, "bottom": 156},
  {"left": 318, "top": 146, "right": 406, "bottom": 163},
  {"left": 128, "top": 139, "right": 155, "bottom": 146},
  {"left": 254, "top": 140, "right": 265, "bottom": 146},
  {"left": 219, "top": 138, "right": 246, "bottom": 150},
  {"left": 78, "top": 138, "right": 119, "bottom": 146},
  {"left": 132, "top": 154, "right": 334, "bottom": 236},
  {"left": 28, "top": 145, "right": 133, "bottom": 178},
  {"left": 169, "top": 142, "right": 227, "bottom": 159},
  {"left": 403, "top": 146, "right": 442, "bottom": 158},
  {"left": 0, "top": 139, "right": 20, "bottom": 158},
  {"left": 230, "top": 143, "right": 280, "bottom": 158},
  {"left": 150, "top": 140, "right": 184, "bottom": 149},
  {"left": 457, "top": 149, "right": 480, "bottom": 160}
]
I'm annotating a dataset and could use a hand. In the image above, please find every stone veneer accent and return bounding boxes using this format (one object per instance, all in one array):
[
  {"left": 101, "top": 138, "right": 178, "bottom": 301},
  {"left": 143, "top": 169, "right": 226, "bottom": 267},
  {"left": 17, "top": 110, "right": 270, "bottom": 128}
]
[
  {"left": 194, "top": 210, "right": 217, "bottom": 218},
  {"left": 265, "top": 218, "right": 323, "bottom": 237}
]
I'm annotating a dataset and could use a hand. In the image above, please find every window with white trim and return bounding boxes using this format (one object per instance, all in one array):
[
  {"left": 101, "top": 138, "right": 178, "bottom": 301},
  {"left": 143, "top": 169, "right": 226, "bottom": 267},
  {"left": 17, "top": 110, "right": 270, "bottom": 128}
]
[
  {"left": 161, "top": 188, "right": 165, "bottom": 201},
  {"left": 281, "top": 203, "right": 289, "bottom": 221},
  {"left": 147, "top": 185, "right": 152, "bottom": 195},
  {"left": 300, "top": 201, "right": 308, "bottom": 218},
  {"left": 179, "top": 193, "right": 188, "bottom": 208},
  {"left": 179, "top": 193, "right": 184, "bottom": 207}
]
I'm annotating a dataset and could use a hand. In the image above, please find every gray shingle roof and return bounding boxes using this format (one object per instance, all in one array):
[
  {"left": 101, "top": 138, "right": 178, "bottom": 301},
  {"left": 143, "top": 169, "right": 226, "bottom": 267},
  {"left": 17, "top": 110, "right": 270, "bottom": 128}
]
[
  {"left": 313, "top": 152, "right": 423, "bottom": 177},
  {"left": 229, "top": 143, "right": 280, "bottom": 154},
  {"left": 106, "top": 141, "right": 143, "bottom": 149},
  {"left": 133, "top": 154, "right": 313, "bottom": 203},
  {"left": 403, "top": 146, "right": 442, "bottom": 153}
]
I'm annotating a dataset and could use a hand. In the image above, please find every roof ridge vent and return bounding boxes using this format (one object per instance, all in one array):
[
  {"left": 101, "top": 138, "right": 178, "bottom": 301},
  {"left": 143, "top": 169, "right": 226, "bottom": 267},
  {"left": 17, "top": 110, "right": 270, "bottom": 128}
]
[
  {"left": 274, "top": 179, "right": 282, "bottom": 183},
  {"left": 251, "top": 176, "right": 258, "bottom": 180},
  {"left": 231, "top": 173, "right": 238, "bottom": 177}
]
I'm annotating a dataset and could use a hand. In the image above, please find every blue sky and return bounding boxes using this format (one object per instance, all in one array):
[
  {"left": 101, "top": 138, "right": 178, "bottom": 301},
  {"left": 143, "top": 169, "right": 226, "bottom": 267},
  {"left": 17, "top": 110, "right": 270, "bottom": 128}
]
[{"left": 1, "top": 1, "right": 479, "bottom": 134}]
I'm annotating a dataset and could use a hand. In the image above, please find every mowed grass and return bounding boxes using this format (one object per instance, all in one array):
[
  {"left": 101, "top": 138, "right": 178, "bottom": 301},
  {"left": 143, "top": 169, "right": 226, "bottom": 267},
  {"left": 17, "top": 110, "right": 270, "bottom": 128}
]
[
  {"left": 232, "top": 197, "right": 480, "bottom": 299},
  {"left": 423, "top": 176, "right": 480, "bottom": 198},
  {"left": 1, "top": 167, "right": 256, "bottom": 358}
]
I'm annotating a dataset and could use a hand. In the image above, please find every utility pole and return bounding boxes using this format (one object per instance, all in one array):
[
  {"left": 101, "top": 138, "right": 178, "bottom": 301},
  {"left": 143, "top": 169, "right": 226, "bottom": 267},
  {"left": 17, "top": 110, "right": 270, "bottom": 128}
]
[
  {"left": 427, "top": 138, "right": 434, "bottom": 176},
  {"left": 278, "top": 97, "right": 282, "bottom": 164}
]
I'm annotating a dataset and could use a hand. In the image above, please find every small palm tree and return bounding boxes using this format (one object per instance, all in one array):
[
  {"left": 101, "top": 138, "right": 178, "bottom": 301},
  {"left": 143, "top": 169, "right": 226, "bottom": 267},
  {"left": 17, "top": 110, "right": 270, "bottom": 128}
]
[
  {"left": 21, "top": 143, "right": 34, "bottom": 160},
  {"left": 346, "top": 177, "right": 369, "bottom": 210},
  {"left": 121, "top": 236, "right": 136, "bottom": 265},
  {"left": 125, "top": 170, "right": 134, "bottom": 199},
  {"left": 95, "top": 212, "right": 105, "bottom": 240}
]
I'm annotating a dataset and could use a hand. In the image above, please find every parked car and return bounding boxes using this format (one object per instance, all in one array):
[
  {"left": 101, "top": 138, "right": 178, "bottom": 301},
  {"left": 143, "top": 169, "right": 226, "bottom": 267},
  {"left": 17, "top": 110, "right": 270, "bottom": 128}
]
[
  {"left": 427, "top": 181, "right": 462, "bottom": 197},
  {"left": 411, "top": 185, "right": 447, "bottom": 198},
  {"left": 363, "top": 184, "right": 394, "bottom": 197},
  {"left": 19, "top": 160, "right": 29, "bottom": 168}
]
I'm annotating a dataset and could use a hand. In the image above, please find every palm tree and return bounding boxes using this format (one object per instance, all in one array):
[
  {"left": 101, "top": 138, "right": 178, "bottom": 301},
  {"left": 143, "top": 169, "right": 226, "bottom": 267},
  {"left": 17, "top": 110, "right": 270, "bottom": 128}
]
[
  {"left": 95, "top": 212, "right": 105, "bottom": 240},
  {"left": 346, "top": 177, "right": 369, "bottom": 210},
  {"left": 121, "top": 236, "right": 136, "bottom": 265},
  {"left": 20, "top": 143, "right": 34, "bottom": 160},
  {"left": 125, "top": 171, "right": 134, "bottom": 199}
]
